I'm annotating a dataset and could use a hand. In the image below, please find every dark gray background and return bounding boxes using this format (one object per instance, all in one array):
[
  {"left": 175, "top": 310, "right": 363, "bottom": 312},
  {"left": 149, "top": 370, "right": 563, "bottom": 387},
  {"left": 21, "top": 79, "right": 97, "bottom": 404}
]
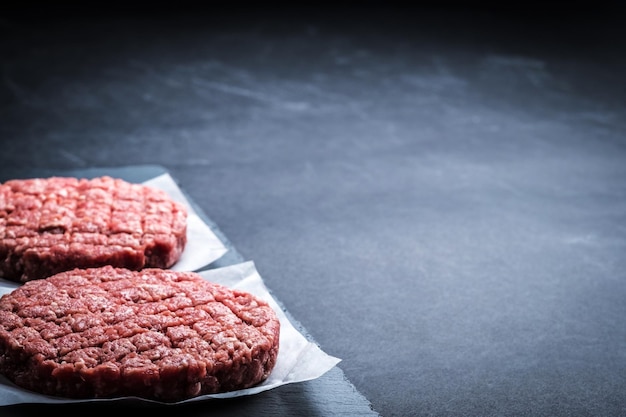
[{"left": 1, "top": 3, "right": 626, "bottom": 416}]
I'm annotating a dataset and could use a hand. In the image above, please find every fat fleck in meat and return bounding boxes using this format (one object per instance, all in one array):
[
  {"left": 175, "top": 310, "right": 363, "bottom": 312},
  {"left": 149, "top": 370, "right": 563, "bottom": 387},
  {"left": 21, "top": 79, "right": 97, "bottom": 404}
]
[
  {"left": 0, "top": 176, "right": 187, "bottom": 282},
  {"left": 0, "top": 266, "right": 280, "bottom": 402}
]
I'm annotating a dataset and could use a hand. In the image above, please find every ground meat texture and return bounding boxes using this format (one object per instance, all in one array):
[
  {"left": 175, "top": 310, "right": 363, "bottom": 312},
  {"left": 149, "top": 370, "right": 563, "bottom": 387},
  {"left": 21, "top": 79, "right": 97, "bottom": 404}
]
[
  {"left": 0, "top": 176, "right": 187, "bottom": 283},
  {"left": 0, "top": 266, "right": 281, "bottom": 401}
]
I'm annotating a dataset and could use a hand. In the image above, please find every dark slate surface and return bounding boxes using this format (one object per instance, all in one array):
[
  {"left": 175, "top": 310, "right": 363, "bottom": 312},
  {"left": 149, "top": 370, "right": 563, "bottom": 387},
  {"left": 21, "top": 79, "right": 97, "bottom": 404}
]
[{"left": 1, "top": 4, "right": 626, "bottom": 416}]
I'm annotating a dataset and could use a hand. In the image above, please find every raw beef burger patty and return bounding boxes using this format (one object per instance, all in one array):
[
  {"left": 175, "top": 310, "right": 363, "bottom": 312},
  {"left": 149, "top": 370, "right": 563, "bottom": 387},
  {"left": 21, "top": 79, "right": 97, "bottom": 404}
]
[
  {"left": 0, "top": 266, "right": 281, "bottom": 401},
  {"left": 0, "top": 176, "right": 187, "bottom": 283}
]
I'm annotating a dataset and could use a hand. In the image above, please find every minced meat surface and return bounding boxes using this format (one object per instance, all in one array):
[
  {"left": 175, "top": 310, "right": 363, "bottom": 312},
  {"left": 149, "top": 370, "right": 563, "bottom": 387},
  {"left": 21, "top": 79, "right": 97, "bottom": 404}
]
[
  {"left": 0, "top": 266, "right": 280, "bottom": 401},
  {"left": 0, "top": 176, "right": 187, "bottom": 282}
]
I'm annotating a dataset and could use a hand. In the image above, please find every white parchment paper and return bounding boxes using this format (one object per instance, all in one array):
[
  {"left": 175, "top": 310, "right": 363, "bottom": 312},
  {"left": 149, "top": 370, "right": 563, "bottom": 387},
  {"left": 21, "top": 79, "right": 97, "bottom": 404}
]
[
  {"left": 0, "top": 261, "right": 341, "bottom": 405},
  {"left": 143, "top": 173, "right": 228, "bottom": 272}
]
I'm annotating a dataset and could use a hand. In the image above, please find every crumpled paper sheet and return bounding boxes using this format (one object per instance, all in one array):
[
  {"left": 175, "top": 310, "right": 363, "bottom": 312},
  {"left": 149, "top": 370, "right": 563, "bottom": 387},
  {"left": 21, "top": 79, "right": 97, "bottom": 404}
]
[
  {"left": 143, "top": 172, "right": 228, "bottom": 272},
  {"left": 0, "top": 174, "right": 341, "bottom": 405},
  {"left": 0, "top": 261, "right": 342, "bottom": 405}
]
